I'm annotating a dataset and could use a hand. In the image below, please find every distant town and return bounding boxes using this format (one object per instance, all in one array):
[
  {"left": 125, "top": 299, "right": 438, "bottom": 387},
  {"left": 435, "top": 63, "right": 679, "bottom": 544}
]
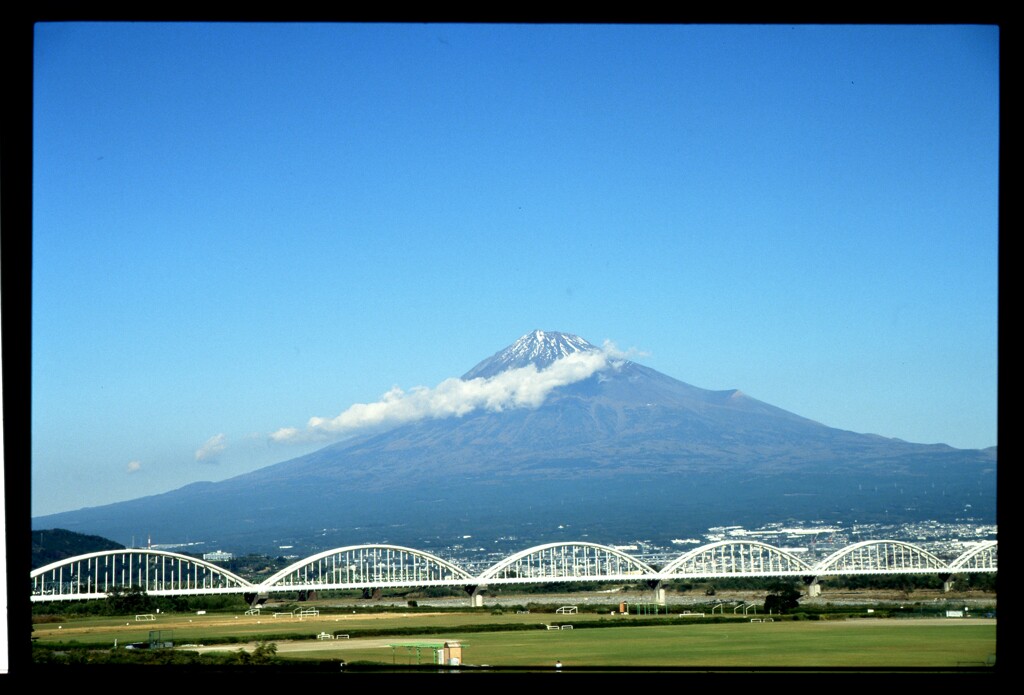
[
  {"left": 150, "top": 518, "right": 997, "bottom": 572},
  {"left": 444, "top": 519, "right": 998, "bottom": 575}
]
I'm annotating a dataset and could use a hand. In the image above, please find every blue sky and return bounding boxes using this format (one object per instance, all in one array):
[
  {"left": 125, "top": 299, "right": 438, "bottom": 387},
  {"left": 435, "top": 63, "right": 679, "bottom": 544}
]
[{"left": 31, "top": 23, "right": 999, "bottom": 517}]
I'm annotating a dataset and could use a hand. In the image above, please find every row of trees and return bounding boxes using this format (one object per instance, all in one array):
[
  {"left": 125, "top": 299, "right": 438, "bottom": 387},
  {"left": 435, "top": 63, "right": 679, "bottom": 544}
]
[
  {"left": 32, "top": 585, "right": 251, "bottom": 618},
  {"left": 666, "top": 572, "right": 996, "bottom": 595}
]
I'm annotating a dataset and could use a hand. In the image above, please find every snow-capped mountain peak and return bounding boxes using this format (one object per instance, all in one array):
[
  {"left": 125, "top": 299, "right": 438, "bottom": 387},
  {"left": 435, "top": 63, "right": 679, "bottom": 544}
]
[{"left": 462, "top": 330, "right": 598, "bottom": 380}]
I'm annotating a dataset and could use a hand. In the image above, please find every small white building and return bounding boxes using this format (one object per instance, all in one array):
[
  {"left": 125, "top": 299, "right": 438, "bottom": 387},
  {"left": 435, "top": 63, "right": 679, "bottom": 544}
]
[{"left": 203, "top": 550, "right": 233, "bottom": 561}]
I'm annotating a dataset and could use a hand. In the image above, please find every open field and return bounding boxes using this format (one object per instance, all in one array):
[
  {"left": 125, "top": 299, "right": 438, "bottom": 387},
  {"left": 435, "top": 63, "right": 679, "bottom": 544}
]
[
  {"left": 33, "top": 607, "right": 997, "bottom": 670},
  {"left": 199, "top": 619, "right": 997, "bottom": 669}
]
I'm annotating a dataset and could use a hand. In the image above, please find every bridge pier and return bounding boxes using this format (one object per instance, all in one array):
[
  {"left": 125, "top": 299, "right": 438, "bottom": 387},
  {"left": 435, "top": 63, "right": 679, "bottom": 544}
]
[
  {"left": 465, "top": 585, "right": 484, "bottom": 607},
  {"left": 648, "top": 580, "right": 666, "bottom": 605},
  {"left": 803, "top": 577, "right": 821, "bottom": 597},
  {"left": 940, "top": 573, "right": 954, "bottom": 593},
  {"left": 244, "top": 591, "right": 269, "bottom": 608}
]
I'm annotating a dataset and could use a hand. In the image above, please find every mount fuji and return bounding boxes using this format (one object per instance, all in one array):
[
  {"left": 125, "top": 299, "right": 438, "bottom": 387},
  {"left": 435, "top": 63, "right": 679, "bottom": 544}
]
[{"left": 32, "top": 330, "right": 996, "bottom": 555}]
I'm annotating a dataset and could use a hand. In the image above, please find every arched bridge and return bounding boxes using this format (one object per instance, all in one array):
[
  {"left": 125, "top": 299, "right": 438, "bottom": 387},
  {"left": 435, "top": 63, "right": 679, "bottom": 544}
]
[
  {"left": 265, "top": 544, "right": 475, "bottom": 590},
  {"left": 31, "top": 539, "right": 996, "bottom": 603},
  {"left": 30, "top": 548, "right": 253, "bottom": 601},
  {"left": 478, "top": 541, "right": 657, "bottom": 585}
]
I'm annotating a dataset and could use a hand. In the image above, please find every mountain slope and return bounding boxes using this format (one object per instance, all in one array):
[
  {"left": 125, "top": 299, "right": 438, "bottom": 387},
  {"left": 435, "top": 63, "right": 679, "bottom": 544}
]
[
  {"left": 32, "top": 529, "right": 125, "bottom": 570},
  {"left": 33, "top": 330, "right": 996, "bottom": 554}
]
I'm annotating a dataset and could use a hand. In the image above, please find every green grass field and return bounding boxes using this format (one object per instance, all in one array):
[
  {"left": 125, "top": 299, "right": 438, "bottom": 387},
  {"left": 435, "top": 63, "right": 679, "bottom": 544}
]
[
  {"left": 33, "top": 609, "right": 997, "bottom": 669},
  {"left": 277, "top": 620, "right": 996, "bottom": 669}
]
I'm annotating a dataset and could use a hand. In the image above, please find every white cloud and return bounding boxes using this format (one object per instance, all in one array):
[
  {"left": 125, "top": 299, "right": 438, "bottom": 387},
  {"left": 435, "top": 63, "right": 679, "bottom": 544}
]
[
  {"left": 195, "top": 433, "right": 227, "bottom": 462},
  {"left": 126, "top": 460, "right": 142, "bottom": 474},
  {"left": 270, "top": 344, "right": 626, "bottom": 444}
]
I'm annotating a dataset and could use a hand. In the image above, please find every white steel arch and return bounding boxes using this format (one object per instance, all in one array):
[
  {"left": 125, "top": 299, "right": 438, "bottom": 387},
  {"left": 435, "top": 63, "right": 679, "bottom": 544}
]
[
  {"left": 950, "top": 540, "right": 998, "bottom": 571},
  {"left": 478, "top": 541, "right": 657, "bottom": 584},
  {"left": 659, "top": 540, "right": 813, "bottom": 578},
  {"left": 29, "top": 537, "right": 997, "bottom": 602},
  {"left": 812, "top": 540, "right": 947, "bottom": 576},
  {"left": 261, "top": 544, "right": 474, "bottom": 591},
  {"left": 31, "top": 549, "right": 254, "bottom": 602}
]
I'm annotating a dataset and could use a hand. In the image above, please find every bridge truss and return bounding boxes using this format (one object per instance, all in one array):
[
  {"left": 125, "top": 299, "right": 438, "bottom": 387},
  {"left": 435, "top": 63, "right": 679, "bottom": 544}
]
[
  {"left": 950, "top": 540, "right": 997, "bottom": 571},
  {"left": 30, "top": 539, "right": 997, "bottom": 603},
  {"left": 30, "top": 549, "right": 252, "bottom": 601},
  {"left": 262, "top": 544, "right": 474, "bottom": 591},
  {"left": 478, "top": 541, "right": 656, "bottom": 586},
  {"left": 813, "top": 540, "right": 949, "bottom": 577},
  {"left": 660, "top": 540, "right": 813, "bottom": 579}
]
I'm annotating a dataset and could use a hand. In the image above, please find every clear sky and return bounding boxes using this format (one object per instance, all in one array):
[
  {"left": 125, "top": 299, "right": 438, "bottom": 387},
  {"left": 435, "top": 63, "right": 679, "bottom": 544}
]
[{"left": 31, "top": 23, "right": 999, "bottom": 517}]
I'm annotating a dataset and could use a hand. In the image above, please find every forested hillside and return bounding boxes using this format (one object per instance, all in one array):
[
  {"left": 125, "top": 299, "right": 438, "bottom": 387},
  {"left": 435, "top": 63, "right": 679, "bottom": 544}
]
[{"left": 32, "top": 528, "right": 125, "bottom": 569}]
